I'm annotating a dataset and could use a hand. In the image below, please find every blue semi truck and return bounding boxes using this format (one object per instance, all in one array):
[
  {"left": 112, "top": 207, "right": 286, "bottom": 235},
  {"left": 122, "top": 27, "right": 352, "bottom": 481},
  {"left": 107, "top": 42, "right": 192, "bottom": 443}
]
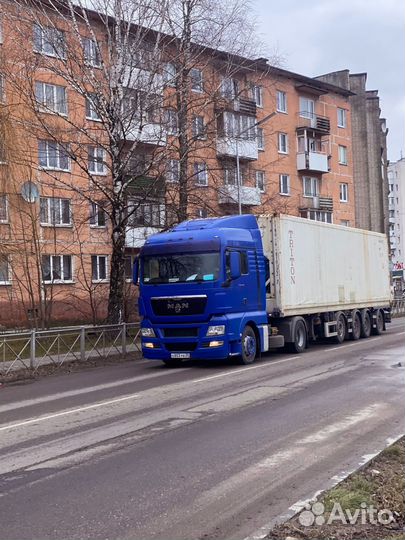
[{"left": 134, "top": 214, "right": 391, "bottom": 366}]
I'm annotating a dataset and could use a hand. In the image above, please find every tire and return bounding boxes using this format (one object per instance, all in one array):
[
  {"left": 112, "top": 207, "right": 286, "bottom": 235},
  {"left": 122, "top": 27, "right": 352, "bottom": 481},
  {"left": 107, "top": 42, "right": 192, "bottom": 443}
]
[
  {"left": 360, "top": 310, "right": 371, "bottom": 338},
  {"left": 351, "top": 311, "right": 361, "bottom": 341},
  {"left": 332, "top": 312, "right": 346, "bottom": 344},
  {"left": 238, "top": 325, "right": 257, "bottom": 365},
  {"left": 372, "top": 309, "right": 384, "bottom": 335},
  {"left": 287, "top": 319, "right": 307, "bottom": 354}
]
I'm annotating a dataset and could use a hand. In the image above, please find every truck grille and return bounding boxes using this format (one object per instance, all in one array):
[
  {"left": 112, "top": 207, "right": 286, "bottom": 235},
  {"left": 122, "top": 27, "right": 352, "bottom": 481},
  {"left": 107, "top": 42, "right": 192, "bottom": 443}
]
[
  {"left": 151, "top": 296, "right": 207, "bottom": 316},
  {"left": 165, "top": 343, "right": 197, "bottom": 352},
  {"left": 163, "top": 328, "right": 199, "bottom": 338}
]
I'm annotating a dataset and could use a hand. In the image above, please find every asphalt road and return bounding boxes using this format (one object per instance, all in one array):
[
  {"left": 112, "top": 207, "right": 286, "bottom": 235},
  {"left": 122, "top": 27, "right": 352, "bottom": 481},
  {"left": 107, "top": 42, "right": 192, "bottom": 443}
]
[{"left": 0, "top": 318, "right": 404, "bottom": 540}]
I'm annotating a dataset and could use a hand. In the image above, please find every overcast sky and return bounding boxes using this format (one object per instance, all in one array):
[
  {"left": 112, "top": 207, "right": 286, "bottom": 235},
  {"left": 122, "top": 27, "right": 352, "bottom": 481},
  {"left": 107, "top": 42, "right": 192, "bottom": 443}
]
[{"left": 253, "top": 0, "right": 404, "bottom": 162}]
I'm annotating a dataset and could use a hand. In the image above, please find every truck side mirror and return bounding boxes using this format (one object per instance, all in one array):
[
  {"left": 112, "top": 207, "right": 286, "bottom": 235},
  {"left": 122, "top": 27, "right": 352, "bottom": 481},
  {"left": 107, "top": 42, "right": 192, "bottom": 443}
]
[
  {"left": 133, "top": 257, "right": 139, "bottom": 286},
  {"left": 229, "top": 251, "right": 241, "bottom": 280}
]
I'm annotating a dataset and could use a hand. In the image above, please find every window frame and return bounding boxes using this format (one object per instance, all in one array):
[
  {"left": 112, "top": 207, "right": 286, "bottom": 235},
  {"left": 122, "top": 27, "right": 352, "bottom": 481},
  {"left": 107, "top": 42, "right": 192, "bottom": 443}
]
[
  {"left": 255, "top": 170, "right": 265, "bottom": 192},
  {"left": 0, "top": 254, "right": 10, "bottom": 285},
  {"left": 192, "top": 114, "right": 205, "bottom": 139},
  {"left": 0, "top": 194, "right": 8, "bottom": 223},
  {"left": 88, "top": 145, "right": 106, "bottom": 175},
  {"left": 91, "top": 254, "right": 108, "bottom": 282},
  {"left": 257, "top": 127, "right": 265, "bottom": 150},
  {"left": 276, "top": 90, "right": 287, "bottom": 113},
  {"left": 85, "top": 93, "right": 102, "bottom": 121},
  {"left": 278, "top": 132, "right": 288, "bottom": 154},
  {"left": 337, "top": 107, "right": 347, "bottom": 128},
  {"left": 339, "top": 183, "right": 349, "bottom": 202},
  {"left": 89, "top": 201, "right": 106, "bottom": 227},
  {"left": 83, "top": 37, "right": 101, "bottom": 68},
  {"left": 35, "top": 81, "right": 68, "bottom": 116},
  {"left": 279, "top": 174, "right": 290, "bottom": 196},
  {"left": 299, "top": 96, "right": 315, "bottom": 119},
  {"left": 42, "top": 254, "right": 73, "bottom": 284},
  {"left": 40, "top": 197, "right": 72, "bottom": 227},
  {"left": 33, "top": 23, "right": 66, "bottom": 59},
  {"left": 38, "top": 140, "right": 70, "bottom": 171},
  {"left": 167, "top": 159, "right": 180, "bottom": 182},
  {"left": 302, "top": 176, "right": 319, "bottom": 197},
  {"left": 0, "top": 73, "right": 5, "bottom": 104},
  {"left": 338, "top": 145, "right": 348, "bottom": 165},
  {"left": 253, "top": 85, "right": 263, "bottom": 108},
  {"left": 166, "top": 108, "right": 178, "bottom": 136},
  {"left": 194, "top": 162, "right": 208, "bottom": 186},
  {"left": 190, "top": 68, "right": 203, "bottom": 93}
]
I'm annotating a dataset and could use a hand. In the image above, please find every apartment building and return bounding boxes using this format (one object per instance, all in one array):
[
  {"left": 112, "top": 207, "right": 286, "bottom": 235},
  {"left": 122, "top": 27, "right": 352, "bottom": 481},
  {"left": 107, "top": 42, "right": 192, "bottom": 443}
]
[
  {"left": 0, "top": 2, "right": 355, "bottom": 326},
  {"left": 388, "top": 158, "right": 405, "bottom": 293},
  {"left": 316, "top": 70, "right": 389, "bottom": 235}
]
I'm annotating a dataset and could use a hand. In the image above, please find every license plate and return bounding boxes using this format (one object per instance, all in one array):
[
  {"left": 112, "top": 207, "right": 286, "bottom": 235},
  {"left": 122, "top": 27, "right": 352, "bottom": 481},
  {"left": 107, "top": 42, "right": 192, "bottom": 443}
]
[{"left": 171, "top": 353, "right": 190, "bottom": 359}]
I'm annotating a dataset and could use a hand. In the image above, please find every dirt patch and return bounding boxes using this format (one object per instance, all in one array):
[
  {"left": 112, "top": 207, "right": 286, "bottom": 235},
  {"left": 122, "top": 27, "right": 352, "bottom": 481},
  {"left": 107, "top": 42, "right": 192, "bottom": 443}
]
[
  {"left": 268, "top": 437, "right": 405, "bottom": 540},
  {"left": 0, "top": 352, "right": 143, "bottom": 384}
]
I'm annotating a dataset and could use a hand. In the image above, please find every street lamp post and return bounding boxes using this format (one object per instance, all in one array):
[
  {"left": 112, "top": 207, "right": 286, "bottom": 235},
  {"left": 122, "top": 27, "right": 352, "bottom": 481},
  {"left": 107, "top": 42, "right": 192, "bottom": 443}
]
[{"left": 235, "top": 112, "right": 277, "bottom": 215}]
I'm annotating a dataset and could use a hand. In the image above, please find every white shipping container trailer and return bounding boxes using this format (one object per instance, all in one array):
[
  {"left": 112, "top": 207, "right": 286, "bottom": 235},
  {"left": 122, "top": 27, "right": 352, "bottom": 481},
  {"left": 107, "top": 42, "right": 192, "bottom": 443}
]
[{"left": 259, "top": 215, "right": 391, "bottom": 351}]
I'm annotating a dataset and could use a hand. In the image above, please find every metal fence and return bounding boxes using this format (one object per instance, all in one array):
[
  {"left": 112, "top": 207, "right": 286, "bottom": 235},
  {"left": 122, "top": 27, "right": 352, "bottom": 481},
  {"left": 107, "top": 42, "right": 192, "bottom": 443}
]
[
  {"left": 0, "top": 323, "right": 141, "bottom": 375},
  {"left": 391, "top": 299, "right": 405, "bottom": 318}
]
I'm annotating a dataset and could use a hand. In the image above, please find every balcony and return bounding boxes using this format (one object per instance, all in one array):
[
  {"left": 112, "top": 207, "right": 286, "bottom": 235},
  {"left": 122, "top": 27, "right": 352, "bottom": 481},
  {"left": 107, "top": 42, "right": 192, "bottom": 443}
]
[
  {"left": 297, "top": 151, "right": 329, "bottom": 173},
  {"left": 215, "top": 97, "right": 257, "bottom": 117},
  {"left": 123, "top": 66, "right": 164, "bottom": 94},
  {"left": 299, "top": 195, "right": 333, "bottom": 211},
  {"left": 123, "top": 122, "right": 166, "bottom": 146},
  {"left": 125, "top": 226, "right": 162, "bottom": 248},
  {"left": 218, "top": 184, "right": 261, "bottom": 206},
  {"left": 217, "top": 137, "right": 258, "bottom": 160},
  {"left": 297, "top": 112, "right": 330, "bottom": 134}
]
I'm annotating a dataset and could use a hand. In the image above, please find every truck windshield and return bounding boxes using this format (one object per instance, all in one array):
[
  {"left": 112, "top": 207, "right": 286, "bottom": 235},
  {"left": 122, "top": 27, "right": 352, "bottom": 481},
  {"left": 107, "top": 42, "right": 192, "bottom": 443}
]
[{"left": 142, "top": 253, "right": 220, "bottom": 284}]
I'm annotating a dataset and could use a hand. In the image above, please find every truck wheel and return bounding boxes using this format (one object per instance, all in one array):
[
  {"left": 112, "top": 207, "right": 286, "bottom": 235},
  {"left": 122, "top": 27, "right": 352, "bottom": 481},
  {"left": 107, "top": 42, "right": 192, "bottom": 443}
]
[
  {"left": 360, "top": 310, "right": 371, "bottom": 338},
  {"left": 287, "top": 320, "right": 307, "bottom": 354},
  {"left": 351, "top": 312, "right": 361, "bottom": 341},
  {"left": 239, "top": 325, "right": 257, "bottom": 365},
  {"left": 333, "top": 312, "right": 346, "bottom": 344},
  {"left": 372, "top": 309, "right": 384, "bottom": 335}
]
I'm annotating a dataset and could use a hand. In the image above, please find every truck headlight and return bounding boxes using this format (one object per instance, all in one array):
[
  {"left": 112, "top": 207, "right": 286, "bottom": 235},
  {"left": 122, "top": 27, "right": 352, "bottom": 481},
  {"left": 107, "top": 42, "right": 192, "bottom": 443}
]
[
  {"left": 206, "top": 325, "right": 225, "bottom": 336},
  {"left": 141, "top": 328, "right": 156, "bottom": 338}
]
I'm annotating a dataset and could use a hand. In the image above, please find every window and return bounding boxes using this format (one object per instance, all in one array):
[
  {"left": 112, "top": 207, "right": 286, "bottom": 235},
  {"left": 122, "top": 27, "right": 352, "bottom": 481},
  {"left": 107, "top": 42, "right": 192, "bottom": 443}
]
[
  {"left": 225, "top": 250, "right": 248, "bottom": 278},
  {"left": 127, "top": 200, "right": 165, "bottom": 227},
  {"left": 90, "top": 201, "right": 106, "bottom": 227},
  {"left": 163, "top": 62, "right": 176, "bottom": 87},
  {"left": 338, "top": 145, "right": 348, "bottom": 165},
  {"left": 85, "top": 94, "right": 101, "bottom": 121},
  {"left": 91, "top": 255, "right": 107, "bottom": 282},
  {"left": 0, "top": 73, "right": 5, "bottom": 103},
  {"left": 303, "top": 176, "right": 319, "bottom": 197},
  {"left": 301, "top": 210, "right": 332, "bottom": 223},
  {"left": 279, "top": 174, "right": 290, "bottom": 195},
  {"left": 194, "top": 162, "right": 208, "bottom": 186},
  {"left": 192, "top": 115, "right": 205, "bottom": 139},
  {"left": 340, "top": 220, "right": 350, "bottom": 227},
  {"left": 257, "top": 127, "right": 264, "bottom": 150},
  {"left": 221, "top": 77, "right": 238, "bottom": 99},
  {"left": 166, "top": 108, "right": 178, "bottom": 135},
  {"left": 196, "top": 208, "right": 208, "bottom": 218},
  {"left": 42, "top": 255, "right": 72, "bottom": 283},
  {"left": 33, "top": 24, "right": 65, "bottom": 58},
  {"left": 0, "top": 255, "right": 10, "bottom": 284},
  {"left": 88, "top": 146, "right": 106, "bottom": 174},
  {"left": 276, "top": 90, "right": 287, "bottom": 113},
  {"left": 167, "top": 159, "right": 180, "bottom": 182},
  {"left": 35, "top": 82, "right": 67, "bottom": 115},
  {"left": 83, "top": 37, "right": 101, "bottom": 67},
  {"left": 190, "top": 68, "right": 203, "bottom": 92},
  {"left": 340, "top": 183, "right": 348, "bottom": 202},
  {"left": 40, "top": 197, "right": 71, "bottom": 226},
  {"left": 337, "top": 108, "right": 346, "bottom": 128},
  {"left": 253, "top": 85, "right": 263, "bottom": 107},
  {"left": 278, "top": 132, "right": 288, "bottom": 154},
  {"left": 38, "top": 140, "right": 69, "bottom": 171},
  {"left": 0, "top": 138, "right": 5, "bottom": 163},
  {"left": 0, "top": 194, "right": 8, "bottom": 222},
  {"left": 256, "top": 171, "right": 265, "bottom": 192},
  {"left": 299, "top": 96, "right": 315, "bottom": 118},
  {"left": 0, "top": 17, "right": 2, "bottom": 44},
  {"left": 224, "top": 168, "right": 238, "bottom": 186}
]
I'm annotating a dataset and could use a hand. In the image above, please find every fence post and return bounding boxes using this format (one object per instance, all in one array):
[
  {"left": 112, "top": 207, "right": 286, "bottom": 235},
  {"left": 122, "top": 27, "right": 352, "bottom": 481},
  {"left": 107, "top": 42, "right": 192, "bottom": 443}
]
[
  {"left": 30, "top": 329, "right": 36, "bottom": 369},
  {"left": 80, "top": 327, "right": 86, "bottom": 362},
  {"left": 122, "top": 322, "right": 127, "bottom": 356}
]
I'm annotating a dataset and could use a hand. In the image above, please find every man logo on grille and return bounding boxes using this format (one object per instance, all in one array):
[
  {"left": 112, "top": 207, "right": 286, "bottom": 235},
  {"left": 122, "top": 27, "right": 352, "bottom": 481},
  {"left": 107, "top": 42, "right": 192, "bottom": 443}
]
[{"left": 175, "top": 303, "right": 182, "bottom": 314}]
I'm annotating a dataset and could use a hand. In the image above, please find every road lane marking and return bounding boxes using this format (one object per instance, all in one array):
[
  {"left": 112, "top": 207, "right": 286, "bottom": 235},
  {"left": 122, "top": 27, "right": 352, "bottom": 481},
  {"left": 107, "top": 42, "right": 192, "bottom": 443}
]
[
  {"left": 0, "top": 393, "right": 139, "bottom": 432},
  {"left": 0, "top": 368, "right": 189, "bottom": 415}
]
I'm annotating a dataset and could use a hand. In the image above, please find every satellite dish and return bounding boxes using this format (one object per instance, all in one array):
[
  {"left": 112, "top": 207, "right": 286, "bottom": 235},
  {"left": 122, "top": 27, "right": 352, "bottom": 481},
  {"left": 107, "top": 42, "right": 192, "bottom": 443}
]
[{"left": 21, "top": 182, "right": 40, "bottom": 203}]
